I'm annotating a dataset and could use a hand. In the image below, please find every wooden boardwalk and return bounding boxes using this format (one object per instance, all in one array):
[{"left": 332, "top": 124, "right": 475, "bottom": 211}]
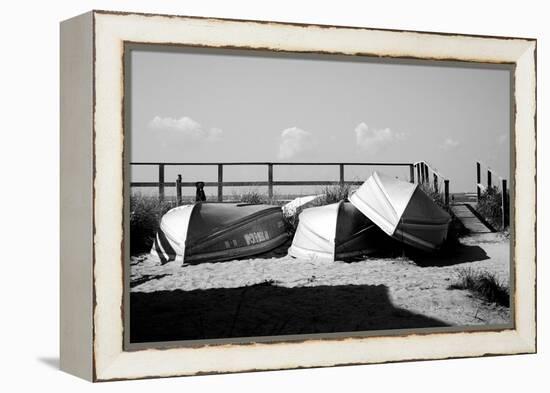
[{"left": 450, "top": 203, "right": 494, "bottom": 234}]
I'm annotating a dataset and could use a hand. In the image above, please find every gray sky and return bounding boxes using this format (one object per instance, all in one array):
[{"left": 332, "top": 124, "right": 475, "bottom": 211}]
[{"left": 129, "top": 47, "right": 511, "bottom": 195}]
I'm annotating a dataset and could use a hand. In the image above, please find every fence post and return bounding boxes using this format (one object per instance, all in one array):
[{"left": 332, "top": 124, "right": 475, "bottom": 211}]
[
  {"left": 176, "top": 174, "right": 182, "bottom": 205},
  {"left": 487, "top": 169, "right": 492, "bottom": 189},
  {"left": 339, "top": 164, "right": 345, "bottom": 186},
  {"left": 476, "top": 162, "right": 481, "bottom": 200},
  {"left": 217, "top": 164, "right": 223, "bottom": 202},
  {"left": 501, "top": 178, "right": 508, "bottom": 228},
  {"left": 444, "top": 179, "right": 450, "bottom": 206},
  {"left": 268, "top": 164, "right": 273, "bottom": 199},
  {"left": 424, "top": 163, "right": 429, "bottom": 187},
  {"left": 433, "top": 173, "right": 438, "bottom": 193},
  {"left": 158, "top": 164, "right": 165, "bottom": 202},
  {"left": 409, "top": 164, "right": 415, "bottom": 183}
]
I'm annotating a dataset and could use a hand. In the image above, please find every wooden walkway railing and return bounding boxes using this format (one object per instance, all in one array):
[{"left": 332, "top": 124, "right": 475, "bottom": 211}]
[
  {"left": 413, "top": 161, "right": 450, "bottom": 205},
  {"left": 130, "top": 161, "right": 424, "bottom": 202},
  {"left": 475, "top": 161, "right": 509, "bottom": 227}
]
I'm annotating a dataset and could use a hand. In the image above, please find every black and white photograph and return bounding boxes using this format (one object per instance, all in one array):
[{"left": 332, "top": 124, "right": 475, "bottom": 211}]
[
  {"left": 1, "top": 0, "right": 546, "bottom": 387},
  {"left": 126, "top": 45, "right": 513, "bottom": 345}
]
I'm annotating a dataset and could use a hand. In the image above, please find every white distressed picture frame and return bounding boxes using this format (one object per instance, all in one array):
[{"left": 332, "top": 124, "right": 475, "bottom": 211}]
[{"left": 60, "top": 10, "right": 536, "bottom": 381}]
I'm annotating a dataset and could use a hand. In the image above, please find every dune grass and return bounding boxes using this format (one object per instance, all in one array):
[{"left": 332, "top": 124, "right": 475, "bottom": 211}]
[
  {"left": 448, "top": 268, "right": 509, "bottom": 307},
  {"left": 320, "top": 183, "right": 352, "bottom": 204},
  {"left": 477, "top": 186, "right": 508, "bottom": 230},
  {"left": 130, "top": 193, "right": 177, "bottom": 255},
  {"left": 239, "top": 190, "right": 273, "bottom": 205}
]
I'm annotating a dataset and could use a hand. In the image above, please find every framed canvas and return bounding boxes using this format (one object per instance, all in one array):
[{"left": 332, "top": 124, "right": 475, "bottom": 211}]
[{"left": 60, "top": 10, "right": 536, "bottom": 381}]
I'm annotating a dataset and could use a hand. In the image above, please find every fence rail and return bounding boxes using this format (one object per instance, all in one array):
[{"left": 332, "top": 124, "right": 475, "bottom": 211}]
[{"left": 130, "top": 161, "right": 451, "bottom": 206}]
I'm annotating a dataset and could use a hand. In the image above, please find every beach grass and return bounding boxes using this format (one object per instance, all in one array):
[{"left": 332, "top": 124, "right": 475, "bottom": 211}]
[
  {"left": 130, "top": 193, "right": 177, "bottom": 255},
  {"left": 477, "top": 186, "right": 508, "bottom": 230},
  {"left": 448, "top": 267, "right": 509, "bottom": 307}
]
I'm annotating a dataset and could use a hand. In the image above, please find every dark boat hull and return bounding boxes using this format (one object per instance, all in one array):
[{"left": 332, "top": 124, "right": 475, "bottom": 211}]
[
  {"left": 335, "top": 201, "right": 391, "bottom": 259},
  {"left": 185, "top": 207, "right": 288, "bottom": 264},
  {"left": 154, "top": 203, "right": 289, "bottom": 264}
]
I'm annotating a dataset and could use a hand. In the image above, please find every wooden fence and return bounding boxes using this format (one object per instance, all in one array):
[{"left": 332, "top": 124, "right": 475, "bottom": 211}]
[
  {"left": 476, "top": 161, "right": 509, "bottom": 227},
  {"left": 130, "top": 161, "right": 451, "bottom": 205},
  {"left": 413, "top": 161, "right": 450, "bottom": 205}
]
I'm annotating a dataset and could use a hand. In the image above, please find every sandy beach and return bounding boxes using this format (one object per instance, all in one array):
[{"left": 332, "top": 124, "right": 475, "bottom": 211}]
[{"left": 130, "top": 232, "right": 510, "bottom": 342}]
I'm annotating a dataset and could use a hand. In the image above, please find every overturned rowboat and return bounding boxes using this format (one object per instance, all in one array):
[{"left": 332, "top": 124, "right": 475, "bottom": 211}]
[
  {"left": 288, "top": 200, "right": 390, "bottom": 262},
  {"left": 349, "top": 172, "right": 451, "bottom": 252},
  {"left": 151, "top": 203, "right": 289, "bottom": 264}
]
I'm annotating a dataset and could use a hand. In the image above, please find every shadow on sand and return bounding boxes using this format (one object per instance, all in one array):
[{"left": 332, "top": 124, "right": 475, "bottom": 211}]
[
  {"left": 130, "top": 274, "right": 170, "bottom": 288},
  {"left": 261, "top": 237, "right": 489, "bottom": 268},
  {"left": 406, "top": 243, "right": 490, "bottom": 267},
  {"left": 130, "top": 282, "right": 448, "bottom": 343}
]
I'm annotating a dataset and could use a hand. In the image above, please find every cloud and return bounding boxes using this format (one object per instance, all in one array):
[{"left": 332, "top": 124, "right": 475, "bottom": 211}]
[
  {"left": 207, "top": 127, "right": 224, "bottom": 143},
  {"left": 440, "top": 138, "right": 460, "bottom": 150},
  {"left": 354, "top": 122, "right": 405, "bottom": 153},
  {"left": 278, "top": 127, "right": 313, "bottom": 160},
  {"left": 149, "top": 116, "right": 223, "bottom": 142}
]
